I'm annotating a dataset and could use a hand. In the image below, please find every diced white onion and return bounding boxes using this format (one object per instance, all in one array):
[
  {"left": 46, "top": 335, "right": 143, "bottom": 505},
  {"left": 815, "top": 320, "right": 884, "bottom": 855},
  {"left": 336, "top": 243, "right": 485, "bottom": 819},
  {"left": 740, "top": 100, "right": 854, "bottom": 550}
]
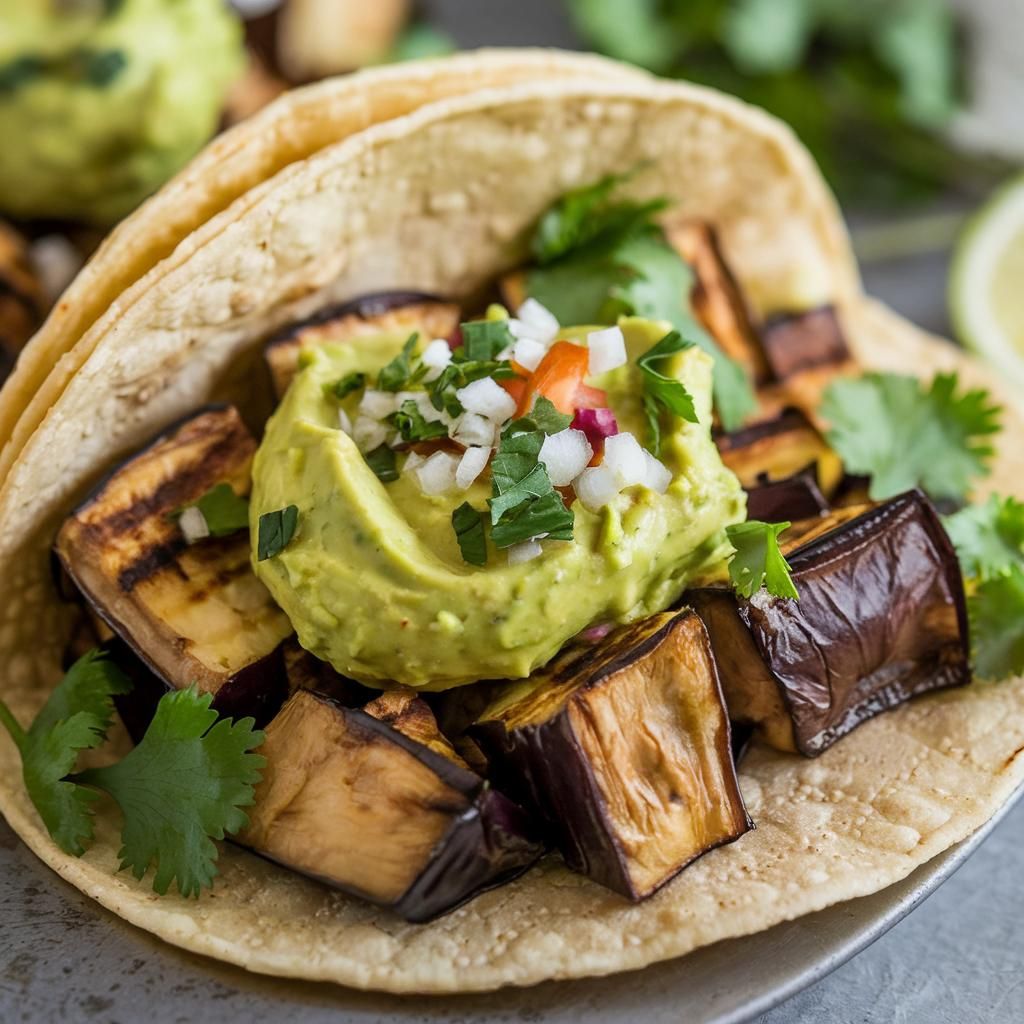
[
  {"left": 420, "top": 339, "right": 453, "bottom": 382},
  {"left": 507, "top": 539, "right": 544, "bottom": 565},
  {"left": 506, "top": 318, "right": 528, "bottom": 339},
  {"left": 587, "top": 326, "right": 627, "bottom": 376},
  {"left": 359, "top": 389, "right": 398, "bottom": 419},
  {"left": 337, "top": 408, "right": 353, "bottom": 435},
  {"left": 516, "top": 298, "right": 560, "bottom": 345},
  {"left": 179, "top": 506, "right": 210, "bottom": 545},
  {"left": 539, "top": 429, "right": 594, "bottom": 487},
  {"left": 452, "top": 412, "right": 497, "bottom": 448},
  {"left": 513, "top": 337, "right": 547, "bottom": 373},
  {"left": 403, "top": 451, "right": 426, "bottom": 474},
  {"left": 456, "top": 377, "right": 517, "bottom": 422},
  {"left": 396, "top": 391, "right": 439, "bottom": 418},
  {"left": 603, "top": 432, "right": 649, "bottom": 488},
  {"left": 415, "top": 452, "right": 460, "bottom": 495},
  {"left": 496, "top": 345, "right": 515, "bottom": 362},
  {"left": 353, "top": 416, "right": 389, "bottom": 453},
  {"left": 573, "top": 465, "right": 620, "bottom": 513},
  {"left": 456, "top": 446, "right": 491, "bottom": 489},
  {"left": 643, "top": 452, "right": 673, "bottom": 493}
]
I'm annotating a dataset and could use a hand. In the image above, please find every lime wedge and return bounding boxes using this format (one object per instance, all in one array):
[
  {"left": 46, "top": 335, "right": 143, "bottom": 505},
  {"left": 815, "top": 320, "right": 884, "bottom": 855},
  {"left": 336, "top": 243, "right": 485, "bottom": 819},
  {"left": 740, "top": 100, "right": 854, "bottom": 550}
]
[{"left": 950, "top": 175, "right": 1024, "bottom": 384}]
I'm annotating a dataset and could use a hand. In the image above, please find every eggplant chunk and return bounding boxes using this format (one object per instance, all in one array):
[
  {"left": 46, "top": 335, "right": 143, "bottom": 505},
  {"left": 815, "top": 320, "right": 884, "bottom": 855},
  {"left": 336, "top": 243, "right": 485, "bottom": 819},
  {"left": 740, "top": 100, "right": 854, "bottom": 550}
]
[
  {"left": 471, "top": 610, "right": 751, "bottom": 901},
  {"left": 690, "top": 490, "right": 970, "bottom": 757},
  {"left": 239, "top": 689, "right": 543, "bottom": 922},
  {"left": 264, "top": 292, "right": 460, "bottom": 398},
  {"left": 666, "top": 220, "right": 770, "bottom": 382},
  {"left": 745, "top": 468, "right": 829, "bottom": 523},
  {"left": 716, "top": 408, "right": 843, "bottom": 498},
  {"left": 759, "top": 305, "right": 852, "bottom": 381},
  {"left": 55, "top": 407, "right": 293, "bottom": 720}
]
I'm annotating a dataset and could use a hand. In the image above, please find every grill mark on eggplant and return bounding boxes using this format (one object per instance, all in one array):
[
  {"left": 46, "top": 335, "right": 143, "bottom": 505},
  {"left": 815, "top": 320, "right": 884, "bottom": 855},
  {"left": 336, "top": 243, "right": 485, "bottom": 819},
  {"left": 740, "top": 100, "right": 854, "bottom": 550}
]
[{"left": 115, "top": 539, "right": 187, "bottom": 592}]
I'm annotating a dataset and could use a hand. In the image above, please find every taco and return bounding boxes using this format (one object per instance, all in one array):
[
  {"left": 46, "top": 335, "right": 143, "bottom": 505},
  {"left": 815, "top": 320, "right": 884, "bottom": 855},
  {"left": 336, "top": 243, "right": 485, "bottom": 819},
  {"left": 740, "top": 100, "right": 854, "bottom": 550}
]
[{"left": 1, "top": 60, "right": 1023, "bottom": 995}]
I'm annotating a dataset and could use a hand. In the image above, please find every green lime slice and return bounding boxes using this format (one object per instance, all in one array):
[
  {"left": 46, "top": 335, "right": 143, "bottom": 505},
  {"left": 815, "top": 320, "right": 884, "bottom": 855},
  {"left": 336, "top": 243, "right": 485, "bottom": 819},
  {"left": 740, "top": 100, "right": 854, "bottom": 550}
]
[{"left": 950, "top": 174, "right": 1024, "bottom": 384}]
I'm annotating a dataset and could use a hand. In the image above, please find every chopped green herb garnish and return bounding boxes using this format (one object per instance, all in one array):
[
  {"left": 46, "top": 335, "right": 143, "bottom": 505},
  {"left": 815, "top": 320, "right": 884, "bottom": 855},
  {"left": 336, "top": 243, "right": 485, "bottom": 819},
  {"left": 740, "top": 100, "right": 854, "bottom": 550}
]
[
  {"left": 726, "top": 521, "right": 799, "bottom": 600},
  {"left": 257, "top": 505, "right": 299, "bottom": 561},
  {"left": 324, "top": 371, "right": 366, "bottom": 401},
  {"left": 364, "top": 445, "right": 398, "bottom": 483},
  {"left": 968, "top": 566, "right": 1024, "bottom": 682},
  {"left": 491, "top": 490, "right": 575, "bottom": 548},
  {"left": 504, "top": 395, "right": 572, "bottom": 438},
  {"left": 377, "top": 333, "right": 422, "bottom": 392},
  {"left": 637, "top": 330, "right": 699, "bottom": 454},
  {"left": 176, "top": 483, "right": 250, "bottom": 538},
  {"left": 389, "top": 400, "right": 448, "bottom": 443},
  {"left": 428, "top": 358, "right": 517, "bottom": 418},
  {"left": 460, "top": 319, "right": 516, "bottom": 361},
  {"left": 0, "top": 651, "right": 264, "bottom": 897},
  {"left": 83, "top": 48, "right": 127, "bottom": 88},
  {"left": 452, "top": 502, "right": 488, "bottom": 566},
  {"left": 0, "top": 55, "right": 44, "bottom": 94},
  {"left": 821, "top": 371, "right": 1001, "bottom": 503},
  {"left": 525, "top": 177, "right": 755, "bottom": 429}
]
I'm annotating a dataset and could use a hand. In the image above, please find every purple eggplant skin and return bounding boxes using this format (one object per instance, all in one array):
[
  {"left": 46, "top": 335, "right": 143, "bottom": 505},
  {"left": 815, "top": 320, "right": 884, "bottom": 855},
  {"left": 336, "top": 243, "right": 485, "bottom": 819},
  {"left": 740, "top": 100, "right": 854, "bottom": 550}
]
[
  {"left": 745, "top": 466, "right": 829, "bottom": 522},
  {"left": 692, "top": 489, "right": 971, "bottom": 757},
  {"left": 758, "top": 305, "right": 851, "bottom": 381}
]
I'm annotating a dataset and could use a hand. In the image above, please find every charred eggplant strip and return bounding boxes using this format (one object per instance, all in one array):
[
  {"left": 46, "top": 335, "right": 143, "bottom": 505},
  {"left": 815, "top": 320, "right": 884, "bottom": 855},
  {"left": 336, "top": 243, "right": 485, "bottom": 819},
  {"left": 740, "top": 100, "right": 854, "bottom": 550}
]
[
  {"left": 264, "top": 292, "right": 460, "bottom": 397},
  {"left": 471, "top": 610, "right": 751, "bottom": 901},
  {"left": 239, "top": 689, "right": 543, "bottom": 922},
  {"left": 759, "top": 305, "right": 851, "bottom": 381},
  {"left": 55, "top": 407, "right": 293, "bottom": 719},
  {"left": 666, "top": 220, "right": 769, "bottom": 382},
  {"left": 690, "top": 490, "right": 970, "bottom": 757},
  {"left": 716, "top": 408, "right": 843, "bottom": 497},
  {"left": 745, "top": 468, "right": 829, "bottom": 523}
]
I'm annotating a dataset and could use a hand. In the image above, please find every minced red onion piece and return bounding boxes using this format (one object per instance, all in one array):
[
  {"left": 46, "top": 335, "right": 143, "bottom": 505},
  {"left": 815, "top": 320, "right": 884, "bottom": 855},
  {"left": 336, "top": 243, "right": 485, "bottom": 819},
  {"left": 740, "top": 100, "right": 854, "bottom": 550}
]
[
  {"left": 572, "top": 407, "right": 619, "bottom": 449},
  {"left": 579, "top": 622, "right": 614, "bottom": 644}
]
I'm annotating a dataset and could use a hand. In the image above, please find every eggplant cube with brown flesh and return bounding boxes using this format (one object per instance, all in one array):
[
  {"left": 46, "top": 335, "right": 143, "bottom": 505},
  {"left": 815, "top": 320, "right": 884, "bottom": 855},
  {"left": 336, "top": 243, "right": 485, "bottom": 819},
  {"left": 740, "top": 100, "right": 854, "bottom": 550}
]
[
  {"left": 55, "top": 407, "right": 293, "bottom": 723},
  {"left": 471, "top": 610, "right": 752, "bottom": 901},
  {"left": 690, "top": 490, "right": 970, "bottom": 757},
  {"left": 264, "top": 293, "right": 460, "bottom": 398},
  {"left": 239, "top": 689, "right": 543, "bottom": 922}
]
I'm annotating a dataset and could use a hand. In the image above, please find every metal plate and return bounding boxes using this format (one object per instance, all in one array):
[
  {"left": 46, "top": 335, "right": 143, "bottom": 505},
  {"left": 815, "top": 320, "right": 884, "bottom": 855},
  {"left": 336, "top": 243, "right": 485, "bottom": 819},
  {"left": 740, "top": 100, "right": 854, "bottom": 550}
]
[{"left": 1, "top": 781, "right": 1020, "bottom": 1024}]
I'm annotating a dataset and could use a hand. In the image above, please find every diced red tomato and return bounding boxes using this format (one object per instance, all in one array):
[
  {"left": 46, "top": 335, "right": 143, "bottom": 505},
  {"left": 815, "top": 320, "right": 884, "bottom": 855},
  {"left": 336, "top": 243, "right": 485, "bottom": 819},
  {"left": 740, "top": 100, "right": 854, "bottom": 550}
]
[
  {"left": 516, "top": 341, "right": 610, "bottom": 417},
  {"left": 500, "top": 375, "right": 527, "bottom": 406}
]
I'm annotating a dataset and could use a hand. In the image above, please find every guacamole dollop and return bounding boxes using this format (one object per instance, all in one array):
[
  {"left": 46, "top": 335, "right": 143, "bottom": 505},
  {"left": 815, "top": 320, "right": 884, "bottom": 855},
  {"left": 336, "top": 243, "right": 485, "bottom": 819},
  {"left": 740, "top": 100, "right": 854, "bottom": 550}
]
[
  {"left": 251, "top": 318, "right": 745, "bottom": 690},
  {"left": 0, "top": 0, "right": 244, "bottom": 225}
]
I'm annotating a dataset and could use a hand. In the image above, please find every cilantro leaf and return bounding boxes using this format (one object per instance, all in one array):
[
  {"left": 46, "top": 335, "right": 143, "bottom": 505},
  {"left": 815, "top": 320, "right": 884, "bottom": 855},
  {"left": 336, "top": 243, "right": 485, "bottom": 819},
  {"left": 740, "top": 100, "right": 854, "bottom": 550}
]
[
  {"left": 377, "top": 333, "right": 421, "bottom": 392},
  {"left": 489, "top": 463, "right": 553, "bottom": 524},
  {"left": 944, "top": 495, "right": 1024, "bottom": 582},
  {"left": 428, "top": 359, "right": 516, "bottom": 418},
  {"left": 491, "top": 490, "right": 575, "bottom": 549},
  {"left": 502, "top": 396, "right": 572, "bottom": 438},
  {"left": 0, "top": 650, "right": 131, "bottom": 856},
  {"left": 257, "top": 505, "right": 298, "bottom": 561},
  {"left": 177, "top": 484, "right": 250, "bottom": 539},
  {"left": 460, "top": 319, "right": 516, "bottom": 362},
  {"left": 531, "top": 170, "right": 668, "bottom": 265},
  {"left": 452, "top": 502, "right": 488, "bottom": 566},
  {"left": 324, "top": 371, "right": 366, "bottom": 401},
  {"left": 389, "top": 400, "right": 448, "bottom": 443},
  {"left": 365, "top": 445, "right": 398, "bottom": 483},
  {"left": 821, "top": 372, "right": 1001, "bottom": 503},
  {"left": 968, "top": 565, "right": 1024, "bottom": 682},
  {"left": 726, "top": 520, "right": 799, "bottom": 599},
  {"left": 75, "top": 687, "right": 265, "bottom": 897},
  {"left": 637, "top": 330, "right": 699, "bottom": 452}
]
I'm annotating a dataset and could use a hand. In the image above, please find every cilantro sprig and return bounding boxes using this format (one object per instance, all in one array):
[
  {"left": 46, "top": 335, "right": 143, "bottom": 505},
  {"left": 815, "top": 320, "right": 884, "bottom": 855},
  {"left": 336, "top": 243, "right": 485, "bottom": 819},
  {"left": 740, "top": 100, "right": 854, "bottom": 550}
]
[
  {"left": 821, "top": 372, "right": 1001, "bottom": 503},
  {"left": 324, "top": 371, "right": 366, "bottom": 402},
  {"left": 389, "top": 400, "right": 448, "bottom": 443},
  {"left": 257, "top": 505, "right": 298, "bottom": 561},
  {"left": 637, "top": 330, "right": 699, "bottom": 455},
  {"left": 525, "top": 172, "right": 756, "bottom": 430},
  {"left": 0, "top": 651, "right": 265, "bottom": 896},
  {"left": 175, "top": 483, "right": 250, "bottom": 539},
  {"left": 377, "top": 333, "right": 425, "bottom": 392},
  {"left": 726, "top": 521, "right": 799, "bottom": 600},
  {"left": 944, "top": 495, "right": 1024, "bottom": 582}
]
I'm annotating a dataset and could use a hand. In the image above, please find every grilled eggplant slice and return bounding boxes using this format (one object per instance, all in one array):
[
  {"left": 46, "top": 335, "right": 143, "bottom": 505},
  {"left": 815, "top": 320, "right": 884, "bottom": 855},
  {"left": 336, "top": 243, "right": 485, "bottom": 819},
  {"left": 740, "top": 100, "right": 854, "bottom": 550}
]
[
  {"left": 745, "top": 467, "right": 829, "bottom": 523},
  {"left": 666, "top": 220, "right": 769, "bottom": 382},
  {"left": 759, "top": 305, "right": 851, "bottom": 381},
  {"left": 239, "top": 688, "right": 543, "bottom": 922},
  {"left": 264, "top": 292, "right": 460, "bottom": 398},
  {"left": 716, "top": 408, "right": 843, "bottom": 497},
  {"left": 471, "top": 610, "right": 751, "bottom": 901},
  {"left": 55, "top": 407, "right": 293, "bottom": 721},
  {"left": 690, "top": 490, "right": 970, "bottom": 757}
]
